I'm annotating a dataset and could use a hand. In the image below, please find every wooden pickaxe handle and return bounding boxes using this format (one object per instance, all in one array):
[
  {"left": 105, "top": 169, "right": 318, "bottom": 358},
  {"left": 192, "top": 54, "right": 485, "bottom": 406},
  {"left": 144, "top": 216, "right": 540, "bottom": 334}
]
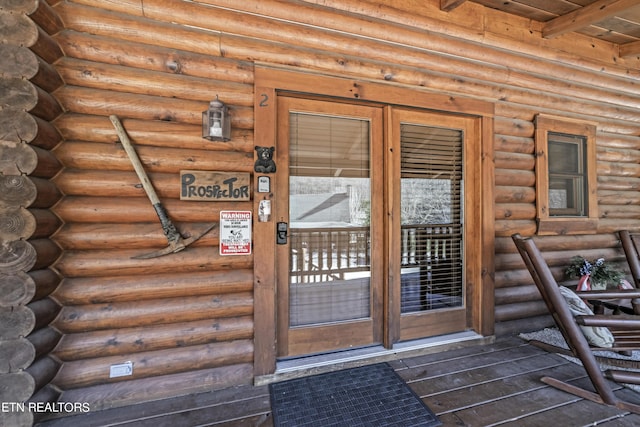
[{"left": 109, "top": 115, "right": 182, "bottom": 247}]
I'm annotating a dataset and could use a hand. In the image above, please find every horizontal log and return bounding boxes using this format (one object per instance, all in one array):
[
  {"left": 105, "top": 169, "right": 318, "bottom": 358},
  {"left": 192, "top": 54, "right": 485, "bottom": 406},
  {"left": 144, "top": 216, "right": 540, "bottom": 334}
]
[
  {"left": 150, "top": 0, "right": 640, "bottom": 117},
  {"left": 494, "top": 135, "right": 533, "bottom": 154},
  {"left": 1, "top": 0, "right": 38, "bottom": 14},
  {"left": 495, "top": 284, "right": 541, "bottom": 305},
  {"left": 55, "top": 1, "right": 223, "bottom": 57},
  {"left": 32, "top": 114, "right": 63, "bottom": 150},
  {"left": 59, "top": 363, "right": 252, "bottom": 412},
  {"left": 31, "top": 56, "right": 65, "bottom": 94},
  {"left": 53, "top": 268, "right": 252, "bottom": 304},
  {"left": 0, "top": 79, "right": 62, "bottom": 122},
  {"left": 0, "top": 140, "right": 37, "bottom": 175},
  {"left": 55, "top": 315, "right": 253, "bottom": 360},
  {"left": 494, "top": 300, "right": 548, "bottom": 322},
  {"left": 29, "top": 269, "right": 61, "bottom": 301},
  {"left": 0, "top": 372, "right": 35, "bottom": 402},
  {"left": 598, "top": 162, "right": 639, "bottom": 180},
  {"left": 54, "top": 85, "right": 253, "bottom": 129},
  {"left": 495, "top": 268, "right": 537, "bottom": 288},
  {"left": 494, "top": 203, "right": 535, "bottom": 221},
  {"left": 31, "top": 145, "right": 63, "bottom": 178},
  {"left": 29, "top": 0, "right": 64, "bottom": 35},
  {"left": 54, "top": 114, "right": 253, "bottom": 152},
  {"left": 30, "top": 177, "right": 62, "bottom": 209},
  {"left": 54, "top": 292, "right": 253, "bottom": 332},
  {"left": 28, "top": 385, "right": 60, "bottom": 424},
  {"left": 0, "top": 206, "right": 36, "bottom": 241},
  {"left": 0, "top": 338, "right": 35, "bottom": 373},
  {"left": 598, "top": 132, "right": 640, "bottom": 150},
  {"left": 56, "top": 30, "right": 254, "bottom": 84},
  {"left": 0, "top": 77, "right": 37, "bottom": 111},
  {"left": 29, "top": 94, "right": 62, "bottom": 126},
  {"left": 53, "top": 221, "right": 218, "bottom": 251},
  {"left": 598, "top": 190, "right": 640, "bottom": 205},
  {"left": 494, "top": 219, "right": 536, "bottom": 237},
  {"left": 53, "top": 196, "right": 250, "bottom": 223},
  {"left": 30, "top": 208, "right": 62, "bottom": 239},
  {"left": 55, "top": 246, "right": 253, "bottom": 279},
  {"left": 494, "top": 169, "right": 534, "bottom": 186},
  {"left": 26, "top": 356, "right": 61, "bottom": 393},
  {"left": 0, "top": 109, "right": 62, "bottom": 148},
  {"left": 0, "top": 45, "right": 38, "bottom": 80},
  {"left": 598, "top": 146, "right": 640, "bottom": 164},
  {"left": 62, "top": 0, "right": 640, "bottom": 125},
  {"left": 27, "top": 326, "right": 62, "bottom": 360},
  {"left": 28, "top": 22, "right": 63, "bottom": 62},
  {"left": 0, "top": 240, "right": 37, "bottom": 274},
  {"left": 93, "top": 0, "right": 640, "bottom": 89},
  {"left": 28, "top": 298, "right": 61, "bottom": 331},
  {"left": 53, "top": 339, "right": 253, "bottom": 389},
  {"left": 30, "top": 238, "right": 62, "bottom": 271},
  {"left": 55, "top": 57, "right": 253, "bottom": 107},
  {"left": 494, "top": 315, "right": 553, "bottom": 337},
  {"left": 598, "top": 218, "right": 640, "bottom": 234},
  {"left": 495, "top": 185, "right": 535, "bottom": 203},
  {"left": 0, "top": 175, "right": 37, "bottom": 208},
  {"left": 0, "top": 11, "right": 38, "bottom": 48},
  {"left": 494, "top": 151, "right": 533, "bottom": 171},
  {"left": 600, "top": 204, "right": 640, "bottom": 219},
  {"left": 54, "top": 142, "right": 253, "bottom": 174},
  {"left": 0, "top": 305, "right": 35, "bottom": 340},
  {"left": 0, "top": 271, "right": 35, "bottom": 306},
  {"left": 599, "top": 176, "right": 640, "bottom": 192},
  {"left": 494, "top": 117, "right": 534, "bottom": 138}
]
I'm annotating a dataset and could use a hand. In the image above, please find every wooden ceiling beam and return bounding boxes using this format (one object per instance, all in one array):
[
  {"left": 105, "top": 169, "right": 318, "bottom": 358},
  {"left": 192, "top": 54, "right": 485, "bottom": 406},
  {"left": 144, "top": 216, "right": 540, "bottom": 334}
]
[
  {"left": 441, "top": 0, "right": 466, "bottom": 12},
  {"left": 542, "top": 0, "right": 638, "bottom": 39}
]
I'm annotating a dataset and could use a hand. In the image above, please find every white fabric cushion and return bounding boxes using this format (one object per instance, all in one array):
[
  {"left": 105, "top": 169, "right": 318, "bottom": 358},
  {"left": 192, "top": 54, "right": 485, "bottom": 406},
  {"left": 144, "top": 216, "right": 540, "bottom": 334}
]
[{"left": 559, "top": 286, "right": 614, "bottom": 348}]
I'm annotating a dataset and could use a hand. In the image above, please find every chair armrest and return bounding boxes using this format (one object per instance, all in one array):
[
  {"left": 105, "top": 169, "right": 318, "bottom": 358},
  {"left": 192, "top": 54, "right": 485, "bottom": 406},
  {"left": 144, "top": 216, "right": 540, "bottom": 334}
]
[
  {"left": 575, "top": 289, "right": 640, "bottom": 300},
  {"left": 576, "top": 315, "right": 640, "bottom": 329}
]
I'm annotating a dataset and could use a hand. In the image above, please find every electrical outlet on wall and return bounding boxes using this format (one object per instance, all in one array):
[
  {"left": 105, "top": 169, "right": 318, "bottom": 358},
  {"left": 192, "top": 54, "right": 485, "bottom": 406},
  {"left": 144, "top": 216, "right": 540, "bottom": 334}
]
[{"left": 109, "top": 361, "right": 133, "bottom": 378}]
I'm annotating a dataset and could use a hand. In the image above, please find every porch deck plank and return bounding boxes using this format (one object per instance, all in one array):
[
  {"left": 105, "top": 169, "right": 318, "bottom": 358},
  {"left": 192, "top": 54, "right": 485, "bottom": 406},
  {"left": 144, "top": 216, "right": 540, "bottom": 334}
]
[{"left": 36, "top": 337, "right": 640, "bottom": 426}]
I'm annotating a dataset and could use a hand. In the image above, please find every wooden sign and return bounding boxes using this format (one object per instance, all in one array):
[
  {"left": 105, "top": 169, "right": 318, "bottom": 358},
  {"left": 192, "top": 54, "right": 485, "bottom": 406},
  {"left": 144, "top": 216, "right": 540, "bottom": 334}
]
[{"left": 180, "top": 171, "right": 250, "bottom": 201}]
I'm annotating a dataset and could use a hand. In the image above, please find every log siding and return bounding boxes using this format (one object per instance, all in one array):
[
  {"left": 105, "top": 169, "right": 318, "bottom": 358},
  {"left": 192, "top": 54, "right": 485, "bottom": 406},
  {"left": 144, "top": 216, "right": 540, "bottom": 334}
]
[
  {"left": 1, "top": 0, "right": 640, "bottom": 418},
  {"left": 0, "top": 1, "right": 66, "bottom": 426}
]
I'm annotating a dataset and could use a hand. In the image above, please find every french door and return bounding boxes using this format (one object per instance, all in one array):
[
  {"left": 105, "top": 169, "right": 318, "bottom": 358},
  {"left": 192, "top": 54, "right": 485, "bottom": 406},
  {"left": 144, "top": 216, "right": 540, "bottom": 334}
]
[{"left": 275, "top": 97, "right": 474, "bottom": 358}]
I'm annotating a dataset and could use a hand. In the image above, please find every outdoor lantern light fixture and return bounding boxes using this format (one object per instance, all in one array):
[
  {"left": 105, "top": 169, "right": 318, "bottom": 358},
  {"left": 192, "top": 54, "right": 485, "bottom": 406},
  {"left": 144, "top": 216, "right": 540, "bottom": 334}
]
[{"left": 202, "top": 96, "right": 231, "bottom": 141}]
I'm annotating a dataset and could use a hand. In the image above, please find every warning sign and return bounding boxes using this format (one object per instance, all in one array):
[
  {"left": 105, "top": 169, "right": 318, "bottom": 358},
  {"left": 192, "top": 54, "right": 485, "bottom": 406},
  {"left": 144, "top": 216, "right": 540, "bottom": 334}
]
[{"left": 220, "top": 211, "right": 252, "bottom": 255}]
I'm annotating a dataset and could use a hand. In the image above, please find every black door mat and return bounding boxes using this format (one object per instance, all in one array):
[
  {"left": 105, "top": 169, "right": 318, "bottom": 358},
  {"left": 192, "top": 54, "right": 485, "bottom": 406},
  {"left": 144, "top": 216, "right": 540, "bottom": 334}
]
[{"left": 269, "top": 362, "right": 442, "bottom": 427}]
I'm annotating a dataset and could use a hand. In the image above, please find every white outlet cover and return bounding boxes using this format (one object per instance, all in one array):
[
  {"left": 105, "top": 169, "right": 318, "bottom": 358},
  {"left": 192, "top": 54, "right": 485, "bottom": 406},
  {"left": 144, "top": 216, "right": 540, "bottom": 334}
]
[{"left": 109, "top": 361, "right": 133, "bottom": 378}]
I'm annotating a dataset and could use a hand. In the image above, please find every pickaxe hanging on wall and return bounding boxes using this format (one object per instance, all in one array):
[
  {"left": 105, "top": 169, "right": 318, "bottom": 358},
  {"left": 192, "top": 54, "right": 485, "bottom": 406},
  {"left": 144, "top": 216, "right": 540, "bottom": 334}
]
[{"left": 110, "top": 115, "right": 216, "bottom": 259}]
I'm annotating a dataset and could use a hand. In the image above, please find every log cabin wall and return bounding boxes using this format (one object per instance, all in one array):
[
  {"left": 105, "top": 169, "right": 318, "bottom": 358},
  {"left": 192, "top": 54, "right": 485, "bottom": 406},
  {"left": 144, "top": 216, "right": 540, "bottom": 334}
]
[
  {"left": 0, "top": 1, "right": 66, "bottom": 425},
  {"left": 3, "top": 0, "right": 639, "bottom": 413}
]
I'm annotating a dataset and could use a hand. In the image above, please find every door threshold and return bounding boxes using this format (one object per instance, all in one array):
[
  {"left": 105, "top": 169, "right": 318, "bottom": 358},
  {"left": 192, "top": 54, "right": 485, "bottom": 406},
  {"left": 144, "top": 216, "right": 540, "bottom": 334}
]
[{"left": 254, "top": 331, "right": 494, "bottom": 386}]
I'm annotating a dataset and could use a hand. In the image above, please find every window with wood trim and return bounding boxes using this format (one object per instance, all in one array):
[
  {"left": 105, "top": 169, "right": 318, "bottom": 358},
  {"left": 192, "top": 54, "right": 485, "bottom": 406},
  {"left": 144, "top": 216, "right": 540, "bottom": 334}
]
[{"left": 535, "top": 114, "right": 598, "bottom": 235}]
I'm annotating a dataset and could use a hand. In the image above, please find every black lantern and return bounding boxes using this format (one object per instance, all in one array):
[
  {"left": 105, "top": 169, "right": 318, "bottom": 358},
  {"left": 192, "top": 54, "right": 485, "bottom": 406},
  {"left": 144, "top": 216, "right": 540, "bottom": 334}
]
[{"left": 202, "top": 96, "right": 231, "bottom": 141}]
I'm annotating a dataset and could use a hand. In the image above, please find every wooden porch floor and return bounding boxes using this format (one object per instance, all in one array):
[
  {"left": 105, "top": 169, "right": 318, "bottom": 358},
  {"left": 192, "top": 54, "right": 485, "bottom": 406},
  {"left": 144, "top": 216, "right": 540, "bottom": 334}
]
[{"left": 38, "top": 336, "right": 640, "bottom": 426}]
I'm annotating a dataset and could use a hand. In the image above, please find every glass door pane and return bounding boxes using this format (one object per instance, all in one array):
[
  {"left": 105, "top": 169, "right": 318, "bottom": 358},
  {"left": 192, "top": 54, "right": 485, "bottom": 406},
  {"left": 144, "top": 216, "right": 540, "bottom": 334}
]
[
  {"left": 399, "top": 124, "right": 464, "bottom": 314},
  {"left": 288, "top": 112, "right": 372, "bottom": 327}
]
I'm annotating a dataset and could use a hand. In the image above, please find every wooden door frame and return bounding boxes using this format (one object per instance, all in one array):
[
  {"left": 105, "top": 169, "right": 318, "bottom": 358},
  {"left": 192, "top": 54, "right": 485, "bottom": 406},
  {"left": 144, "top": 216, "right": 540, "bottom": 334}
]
[{"left": 253, "top": 64, "right": 495, "bottom": 377}]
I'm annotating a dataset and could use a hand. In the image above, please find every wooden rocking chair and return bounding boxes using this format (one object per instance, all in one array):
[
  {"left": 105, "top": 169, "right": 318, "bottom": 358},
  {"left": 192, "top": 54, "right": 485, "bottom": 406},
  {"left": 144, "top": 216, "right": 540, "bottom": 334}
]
[{"left": 512, "top": 233, "right": 640, "bottom": 413}]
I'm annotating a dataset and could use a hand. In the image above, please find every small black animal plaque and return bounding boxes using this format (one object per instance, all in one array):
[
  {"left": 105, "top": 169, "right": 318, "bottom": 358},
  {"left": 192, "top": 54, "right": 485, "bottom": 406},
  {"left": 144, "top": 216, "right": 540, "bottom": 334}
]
[{"left": 254, "top": 146, "right": 276, "bottom": 173}]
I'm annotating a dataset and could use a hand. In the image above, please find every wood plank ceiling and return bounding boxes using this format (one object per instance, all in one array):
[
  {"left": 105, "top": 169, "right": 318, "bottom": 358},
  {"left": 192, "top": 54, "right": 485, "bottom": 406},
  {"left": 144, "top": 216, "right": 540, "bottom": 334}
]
[{"left": 442, "top": 0, "right": 640, "bottom": 58}]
